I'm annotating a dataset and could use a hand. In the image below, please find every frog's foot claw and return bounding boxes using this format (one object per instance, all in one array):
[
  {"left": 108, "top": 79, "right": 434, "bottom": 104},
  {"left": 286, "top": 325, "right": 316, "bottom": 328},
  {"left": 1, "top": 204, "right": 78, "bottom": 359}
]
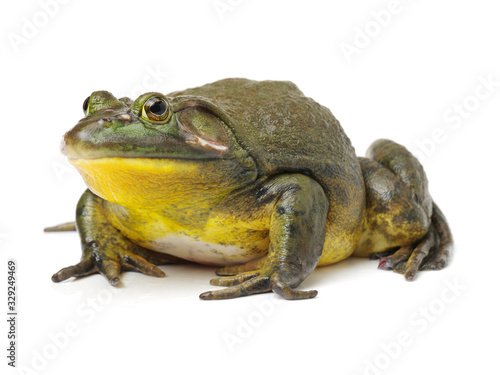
[
  {"left": 377, "top": 203, "right": 453, "bottom": 280},
  {"left": 215, "top": 257, "right": 266, "bottom": 276},
  {"left": 201, "top": 270, "right": 317, "bottom": 300}
]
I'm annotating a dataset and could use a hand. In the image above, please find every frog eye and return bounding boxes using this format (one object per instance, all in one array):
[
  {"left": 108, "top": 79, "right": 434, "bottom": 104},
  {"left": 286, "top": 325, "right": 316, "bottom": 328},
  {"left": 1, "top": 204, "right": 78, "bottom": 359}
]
[
  {"left": 82, "top": 96, "right": 90, "bottom": 116},
  {"left": 142, "top": 96, "right": 171, "bottom": 123}
]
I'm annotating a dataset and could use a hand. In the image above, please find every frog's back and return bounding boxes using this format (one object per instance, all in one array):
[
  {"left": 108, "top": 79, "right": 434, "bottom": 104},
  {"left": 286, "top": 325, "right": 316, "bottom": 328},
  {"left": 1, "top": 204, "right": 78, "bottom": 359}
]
[
  {"left": 170, "top": 78, "right": 366, "bottom": 265},
  {"left": 169, "top": 79, "right": 361, "bottom": 194}
]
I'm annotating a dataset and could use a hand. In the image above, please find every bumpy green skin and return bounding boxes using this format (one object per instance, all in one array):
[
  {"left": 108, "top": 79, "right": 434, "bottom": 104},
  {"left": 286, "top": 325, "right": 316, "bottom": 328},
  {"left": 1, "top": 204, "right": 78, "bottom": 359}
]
[
  {"left": 51, "top": 78, "right": 453, "bottom": 299},
  {"left": 173, "top": 80, "right": 365, "bottom": 225}
]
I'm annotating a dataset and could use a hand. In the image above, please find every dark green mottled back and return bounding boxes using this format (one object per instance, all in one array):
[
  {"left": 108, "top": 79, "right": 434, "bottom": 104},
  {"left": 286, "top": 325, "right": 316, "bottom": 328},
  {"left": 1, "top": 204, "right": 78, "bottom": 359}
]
[{"left": 169, "top": 78, "right": 364, "bottom": 213}]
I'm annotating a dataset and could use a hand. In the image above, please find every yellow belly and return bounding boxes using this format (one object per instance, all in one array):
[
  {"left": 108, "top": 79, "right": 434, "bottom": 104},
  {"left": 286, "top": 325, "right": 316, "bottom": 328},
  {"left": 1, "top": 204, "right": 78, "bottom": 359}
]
[
  {"left": 69, "top": 157, "right": 361, "bottom": 268},
  {"left": 104, "top": 200, "right": 271, "bottom": 266}
]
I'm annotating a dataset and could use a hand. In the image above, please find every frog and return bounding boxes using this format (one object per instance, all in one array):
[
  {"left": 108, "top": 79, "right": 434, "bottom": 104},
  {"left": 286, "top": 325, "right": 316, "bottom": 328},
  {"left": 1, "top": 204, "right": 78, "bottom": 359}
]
[{"left": 48, "top": 78, "right": 453, "bottom": 300}]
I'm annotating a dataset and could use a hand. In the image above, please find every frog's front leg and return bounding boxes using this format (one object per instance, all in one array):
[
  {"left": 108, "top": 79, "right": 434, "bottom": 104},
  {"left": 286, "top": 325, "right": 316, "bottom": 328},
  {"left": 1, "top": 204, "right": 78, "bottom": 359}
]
[
  {"left": 200, "top": 174, "right": 329, "bottom": 300},
  {"left": 52, "top": 189, "right": 184, "bottom": 285}
]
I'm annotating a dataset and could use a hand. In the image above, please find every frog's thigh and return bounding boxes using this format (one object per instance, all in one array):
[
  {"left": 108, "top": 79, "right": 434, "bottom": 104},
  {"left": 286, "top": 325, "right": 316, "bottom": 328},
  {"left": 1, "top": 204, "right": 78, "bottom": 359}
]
[{"left": 354, "top": 158, "right": 431, "bottom": 257}]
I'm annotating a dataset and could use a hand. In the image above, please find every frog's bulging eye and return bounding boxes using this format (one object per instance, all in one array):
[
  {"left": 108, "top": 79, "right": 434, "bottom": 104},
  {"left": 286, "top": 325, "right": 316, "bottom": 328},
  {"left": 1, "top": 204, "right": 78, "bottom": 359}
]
[
  {"left": 142, "top": 96, "right": 171, "bottom": 123},
  {"left": 82, "top": 96, "right": 90, "bottom": 115}
]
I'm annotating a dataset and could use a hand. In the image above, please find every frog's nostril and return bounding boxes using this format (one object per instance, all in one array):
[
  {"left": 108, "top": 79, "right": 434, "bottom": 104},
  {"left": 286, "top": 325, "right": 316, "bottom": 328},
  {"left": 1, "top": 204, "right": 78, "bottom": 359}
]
[{"left": 98, "top": 119, "right": 114, "bottom": 128}]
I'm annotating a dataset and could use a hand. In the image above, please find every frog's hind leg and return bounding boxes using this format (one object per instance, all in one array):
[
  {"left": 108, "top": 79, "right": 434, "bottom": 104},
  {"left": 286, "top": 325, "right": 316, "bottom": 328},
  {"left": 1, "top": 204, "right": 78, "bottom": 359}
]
[
  {"left": 357, "top": 139, "right": 453, "bottom": 280},
  {"left": 377, "top": 203, "right": 453, "bottom": 279},
  {"left": 419, "top": 203, "right": 453, "bottom": 271}
]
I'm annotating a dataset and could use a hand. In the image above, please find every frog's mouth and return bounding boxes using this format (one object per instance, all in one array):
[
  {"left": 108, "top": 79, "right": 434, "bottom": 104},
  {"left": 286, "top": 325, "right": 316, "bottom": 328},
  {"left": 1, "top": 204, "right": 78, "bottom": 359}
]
[
  {"left": 61, "top": 127, "right": 228, "bottom": 161},
  {"left": 61, "top": 106, "right": 229, "bottom": 161}
]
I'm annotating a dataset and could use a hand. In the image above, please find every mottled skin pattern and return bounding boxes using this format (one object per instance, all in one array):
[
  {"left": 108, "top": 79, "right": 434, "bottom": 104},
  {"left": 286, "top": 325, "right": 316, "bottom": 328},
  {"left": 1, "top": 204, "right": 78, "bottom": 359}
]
[{"left": 49, "top": 78, "right": 453, "bottom": 299}]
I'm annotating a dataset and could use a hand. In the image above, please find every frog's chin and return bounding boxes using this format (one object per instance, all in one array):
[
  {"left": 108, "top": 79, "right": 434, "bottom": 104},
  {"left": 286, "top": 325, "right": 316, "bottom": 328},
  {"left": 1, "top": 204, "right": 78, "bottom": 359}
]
[
  {"left": 66, "top": 156, "right": 247, "bottom": 210},
  {"left": 67, "top": 157, "right": 203, "bottom": 205}
]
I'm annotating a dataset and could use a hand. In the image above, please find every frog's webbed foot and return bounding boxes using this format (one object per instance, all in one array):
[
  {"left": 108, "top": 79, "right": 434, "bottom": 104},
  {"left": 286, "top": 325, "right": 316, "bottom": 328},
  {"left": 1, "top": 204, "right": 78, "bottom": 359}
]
[
  {"left": 377, "top": 203, "right": 453, "bottom": 281},
  {"left": 200, "top": 260, "right": 318, "bottom": 300},
  {"left": 52, "top": 243, "right": 181, "bottom": 285},
  {"left": 377, "top": 231, "right": 436, "bottom": 280}
]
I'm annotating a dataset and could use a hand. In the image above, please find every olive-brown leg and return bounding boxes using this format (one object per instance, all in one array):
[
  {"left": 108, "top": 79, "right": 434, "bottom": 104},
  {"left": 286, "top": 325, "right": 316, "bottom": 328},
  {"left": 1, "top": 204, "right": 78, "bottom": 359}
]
[
  {"left": 377, "top": 202, "right": 453, "bottom": 276},
  {"left": 377, "top": 203, "right": 453, "bottom": 280},
  {"left": 199, "top": 174, "right": 329, "bottom": 300},
  {"left": 51, "top": 190, "right": 185, "bottom": 285},
  {"left": 363, "top": 140, "right": 453, "bottom": 280}
]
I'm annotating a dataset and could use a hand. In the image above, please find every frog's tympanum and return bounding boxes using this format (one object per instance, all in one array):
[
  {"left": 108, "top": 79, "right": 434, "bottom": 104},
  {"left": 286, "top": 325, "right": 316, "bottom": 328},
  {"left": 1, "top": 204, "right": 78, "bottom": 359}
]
[{"left": 49, "top": 79, "right": 453, "bottom": 300}]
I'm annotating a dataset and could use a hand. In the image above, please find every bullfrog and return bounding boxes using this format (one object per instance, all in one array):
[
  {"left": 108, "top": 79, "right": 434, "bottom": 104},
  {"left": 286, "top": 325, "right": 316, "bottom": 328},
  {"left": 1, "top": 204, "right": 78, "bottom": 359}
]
[{"left": 48, "top": 78, "right": 453, "bottom": 300}]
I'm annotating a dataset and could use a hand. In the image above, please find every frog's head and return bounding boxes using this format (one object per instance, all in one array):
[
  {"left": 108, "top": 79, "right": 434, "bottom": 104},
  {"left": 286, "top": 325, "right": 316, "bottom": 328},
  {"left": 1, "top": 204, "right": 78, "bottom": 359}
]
[
  {"left": 62, "top": 91, "right": 257, "bottom": 207},
  {"left": 64, "top": 91, "right": 233, "bottom": 160}
]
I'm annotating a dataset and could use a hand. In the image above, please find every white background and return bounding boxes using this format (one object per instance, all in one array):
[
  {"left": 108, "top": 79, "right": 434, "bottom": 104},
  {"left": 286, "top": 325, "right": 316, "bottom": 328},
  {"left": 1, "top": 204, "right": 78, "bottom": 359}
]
[{"left": 1, "top": 0, "right": 499, "bottom": 374}]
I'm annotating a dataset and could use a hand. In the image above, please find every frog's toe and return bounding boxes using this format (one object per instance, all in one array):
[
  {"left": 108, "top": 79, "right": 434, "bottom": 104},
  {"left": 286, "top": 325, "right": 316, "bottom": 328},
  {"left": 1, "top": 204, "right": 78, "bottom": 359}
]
[
  {"left": 201, "top": 270, "right": 317, "bottom": 300},
  {"left": 370, "top": 249, "right": 399, "bottom": 261},
  {"left": 129, "top": 247, "right": 185, "bottom": 267},
  {"left": 209, "top": 271, "right": 260, "bottom": 286},
  {"left": 420, "top": 204, "right": 453, "bottom": 271},
  {"left": 271, "top": 275, "right": 318, "bottom": 300},
  {"left": 97, "top": 252, "right": 167, "bottom": 285},
  {"left": 52, "top": 250, "right": 167, "bottom": 286},
  {"left": 377, "top": 246, "right": 413, "bottom": 270},
  {"left": 51, "top": 258, "right": 97, "bottom": 282},
  {"left": 377, "top": 230, "right": 436, "bottom": 281},
  {"left": 200, "top": 277, "right": 271, "bottom": 300},
  {"left": 95, "top": 256, "right": 122, "bottom": 286},
  {"left": 215, "top": 257, "right": 266, "bottom": 276},
  {"left": 122, "top": 253, "right": 166, "bottom": 278},
  {"left": 403, "top": 230, "right": 436, "bottom": 281},
  {"left": 377, "top": 203, "right": 453, "bottom": 281}
]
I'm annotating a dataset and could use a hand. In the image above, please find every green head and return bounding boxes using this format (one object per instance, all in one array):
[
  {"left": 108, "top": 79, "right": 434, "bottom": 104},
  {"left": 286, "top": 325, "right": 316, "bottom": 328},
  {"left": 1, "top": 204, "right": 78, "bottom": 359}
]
[
  {"left": 62, "top": 90, "right": 259, "bottom": 208},
  {"left": 62, "top": 91, "right": 233, "bottom": 160}
]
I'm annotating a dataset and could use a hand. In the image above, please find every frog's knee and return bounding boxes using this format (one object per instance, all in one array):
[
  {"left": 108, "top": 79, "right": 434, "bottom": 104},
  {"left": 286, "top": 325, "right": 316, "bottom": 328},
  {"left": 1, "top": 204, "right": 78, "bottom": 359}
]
[
  {"left": 366, "top": 139, "right": 432, "bottom": 217},
  {"left": 355, "top": 157, "right": 431, "bottom": 256}
]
